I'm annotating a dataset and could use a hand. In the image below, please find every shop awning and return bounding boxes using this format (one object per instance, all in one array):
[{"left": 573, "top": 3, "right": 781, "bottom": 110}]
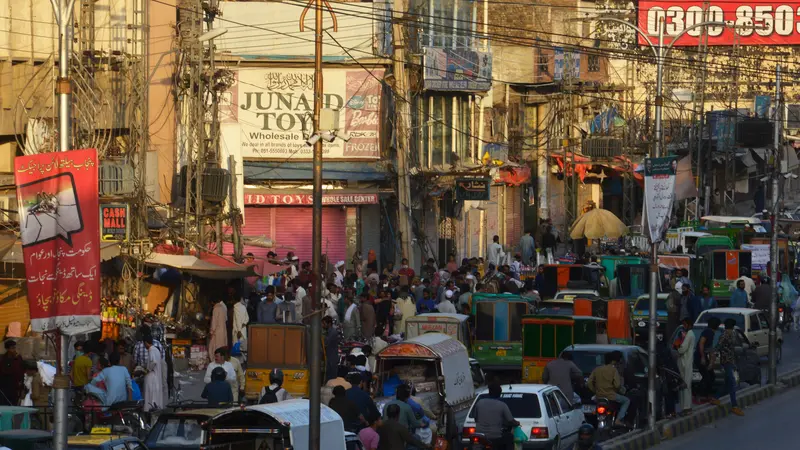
[
  {"left": 1, "top": 240, "right": 120, "bottom": 264},
  {"left": 145, "top": 248, "right": 258, "bottom": 280}
]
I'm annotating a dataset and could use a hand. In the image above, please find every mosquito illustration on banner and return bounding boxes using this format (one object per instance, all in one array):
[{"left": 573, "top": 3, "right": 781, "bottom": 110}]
[{"left": 18, "top": 173, "right": 84, "bottom": 248}]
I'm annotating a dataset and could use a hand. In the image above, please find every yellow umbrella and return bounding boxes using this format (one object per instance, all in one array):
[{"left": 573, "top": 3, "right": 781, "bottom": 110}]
[{"left": 570, "top": 200, "right": 629, "bottom": 239}]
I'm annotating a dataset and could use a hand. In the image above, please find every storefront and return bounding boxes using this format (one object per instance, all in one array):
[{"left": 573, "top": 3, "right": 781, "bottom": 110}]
[{"left": 238, "top": 189, "right": 381, "bottom": 264}]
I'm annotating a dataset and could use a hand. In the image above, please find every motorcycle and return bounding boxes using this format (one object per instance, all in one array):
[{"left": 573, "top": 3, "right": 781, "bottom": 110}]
[
  {"left": 465, "top": 433, "right": 494, "bottom": 450},
  {"left": 81, "top": 392, "right": 147, "bottom": 437},
  {"left": 778, "top": 307, "right": 792, "bottom": 332}
]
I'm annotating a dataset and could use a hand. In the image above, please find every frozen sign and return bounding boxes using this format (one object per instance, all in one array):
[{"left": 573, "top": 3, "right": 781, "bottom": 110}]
[
  {"left": 644, "top": 156, "right": 678, "bottom": 244},
  {"left": 234, "top": 68, "right": 383, "bottom": 160}
]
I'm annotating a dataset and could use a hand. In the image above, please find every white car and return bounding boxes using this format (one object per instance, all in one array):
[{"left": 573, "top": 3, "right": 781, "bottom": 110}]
[
  {"left": 461, "top": 384, "right": 584, "bottom": 450},
  {"left": 694, "top": 307, "right": 783, "bottom": 361}
]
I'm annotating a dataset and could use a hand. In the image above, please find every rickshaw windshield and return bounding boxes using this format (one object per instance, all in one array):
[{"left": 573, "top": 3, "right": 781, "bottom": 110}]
[
  {"left": 474, "top": 302, "right": 528, "bottom": 341},
  {"left": 146, "top": 417, "right": 204, "bottom": 447}
]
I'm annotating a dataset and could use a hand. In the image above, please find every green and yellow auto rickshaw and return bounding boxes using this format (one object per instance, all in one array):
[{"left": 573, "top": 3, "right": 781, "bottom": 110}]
[
  {"left": 471, "top": 293, "right": 532, "bottom": 375},
  {"left": 521, "top": 315, "right": 605, "bottom": 383}
]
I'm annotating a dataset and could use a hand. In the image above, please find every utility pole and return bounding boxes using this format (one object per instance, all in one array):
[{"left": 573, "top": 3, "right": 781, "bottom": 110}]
[
  {"left": 229, "top": 156, "right": 243, "bottom": 260},
  {"left": 646, "top": 17, "right": 665, "bottom": 431},
  {"left": 51, "top": 1, "right": 76, "bottom": 449},
  {"left": 392, "top": 3, "right": 412, "bottom": 264},
  {"left": 769, "top": 64, "right": 781, "bottom": 385}
]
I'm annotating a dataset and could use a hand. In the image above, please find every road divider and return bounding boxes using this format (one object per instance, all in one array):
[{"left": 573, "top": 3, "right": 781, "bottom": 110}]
[{"left": 598, "top": 368, "right": 800, "bottom": 450}]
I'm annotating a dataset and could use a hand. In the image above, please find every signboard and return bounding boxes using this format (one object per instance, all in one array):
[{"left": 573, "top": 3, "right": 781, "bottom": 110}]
[
  {"left": 423, "top": 47, "right": 492, "bottom": 91},
  {"left": 754, "top": 95, "right": 771, "bottom": 118},
  {"left": 455, "top": 178, "right": 491, "bottom": 201},
  {"left": 229, "top": 68, "right": 383, "bottom": 160},
  {"left": 643, "top": 156, "right": 678, "bottom": 243},
  {"left": 100, "top": 203, "right": 129, "bottom": 242},
  {"left": 637, "top": 1, "right": 800, "bottom": 46},
  {"left": 553, "top": 48, "right": 580, "bottom": 80},
  {"left": 742, "top": 243, "right": 770, "bottom": 271},
  {"left": 15, "top": 149, "right": 101, "bottom": 335},
  {"left": 244, "top": 192, "right": 379, "bottom": 206}
]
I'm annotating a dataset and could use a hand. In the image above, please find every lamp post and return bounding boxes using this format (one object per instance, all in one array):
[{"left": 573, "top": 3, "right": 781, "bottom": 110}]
[{"left": 592, "top": 16, "right": 736, "bottom": 429}]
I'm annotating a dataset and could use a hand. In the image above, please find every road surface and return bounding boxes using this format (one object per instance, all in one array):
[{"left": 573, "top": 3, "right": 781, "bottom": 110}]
[{"left": 655, "top": 381, "right": 800, "bottom": 449}]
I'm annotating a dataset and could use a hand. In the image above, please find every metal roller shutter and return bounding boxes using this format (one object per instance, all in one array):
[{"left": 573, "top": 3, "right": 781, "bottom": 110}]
[
  {"left": 360, "top": 204, "right": 381, "bottom": 266},
  {"left": 223, "top": 207, "right": 272, "bottom": 259},
  {"left": 274, "top": 207, "right": 347, "bottom": 265}
]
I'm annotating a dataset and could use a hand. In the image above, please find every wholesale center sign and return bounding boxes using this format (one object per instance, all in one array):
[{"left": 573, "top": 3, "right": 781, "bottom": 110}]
[
  {"left": 637, "top": 1, "right": 800, "bottom": 46},
  {"left": 223, "top": 68, "right": 384, "bottom": 160}
]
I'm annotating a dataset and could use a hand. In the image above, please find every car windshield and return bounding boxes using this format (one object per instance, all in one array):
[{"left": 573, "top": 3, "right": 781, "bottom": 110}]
[
  {"left": 468, "top": 393, "right": 542, "bottom": 418},
  {"left": 554, "top": 293, "right": 600, "bottom": 301},
  {"left": 633, "top": 298, "right": 667, "bottom": 311},
  {"left": 560, "top": 350, "right": 608, "bottom": 375},
  {"left": 696, "top": 312, "right": 744, "bottom": 330},
  {"left": 146, "top": 417, "right": 204, "bottom": 447}
]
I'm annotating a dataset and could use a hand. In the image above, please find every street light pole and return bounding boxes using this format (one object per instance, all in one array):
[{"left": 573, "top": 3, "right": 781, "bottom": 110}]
[
  {"left": 591, "top": 15, "right": 735, "bottom": 429},
  {"left": 51, "top": 1, "right": 76, "bottom": 449}
]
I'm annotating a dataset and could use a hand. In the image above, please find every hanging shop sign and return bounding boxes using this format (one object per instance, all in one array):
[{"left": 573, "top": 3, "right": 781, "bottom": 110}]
[
  {"left": 228, "top": 68, "right": 384, "bottom": 160},
  {"left": 15, "top": 148, "right": 101, "bottom": 335},
  {"left": 643, "top": 156, "right": 678, "bottom": 244},
  {"left": 638, "top": 1, "right": 800, "bottom": 46},
  {"left": 422, "top": 47, "right": 493, "bottom": 91},
  {"left": 100, "top": 203, "right": 129, "bottom": 242},
  {"left": 553, "top": 48, "right": 580, "bottom": 80},
  {"left": 455, "top": 178, "right": 491, "bottom": 201},
  {"left": 244, "top": 192, "right": 379, "bottom": 206}
]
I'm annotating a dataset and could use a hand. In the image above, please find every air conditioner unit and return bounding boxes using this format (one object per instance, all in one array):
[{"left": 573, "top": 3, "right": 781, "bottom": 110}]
[
  {"left": 99, "top": 162, "right": 135, "bottom": 196},
  {"left": 581, "top": 137, "right": 623, "bottom": 158}
]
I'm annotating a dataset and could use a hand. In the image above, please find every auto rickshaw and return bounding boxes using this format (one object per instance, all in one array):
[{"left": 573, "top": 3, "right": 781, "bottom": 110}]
[
  {"left": 704, "top": 249, "right": 752, "bottom": 306},
  {"left": 539, "top": 264, "right": 607, "bottom": 299},
  {"left": 605, "top": 299, "right": 633, "bottom": 345},
  {"left": 245, "top": 323, "right": 310, "bottom": 400},
  {"left": 471, "top": 293, "right": 532, "bottom": 374},
  {"left": 405, "top": 313, "right": 472, "bottom": 351},
  {"left": 521, "top": 315, "right": 605, "bottom": 383}
]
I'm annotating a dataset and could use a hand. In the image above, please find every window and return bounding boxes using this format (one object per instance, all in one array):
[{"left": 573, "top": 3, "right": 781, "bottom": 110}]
[
  {"left": 748, "top": 315, "right": 760, "bottom": 332},
  {"left": 757, "top": 313, "right": 769, "bottom": 330},
  {"left": 468, "top": 393, "right": 543, "bottom": 418},
  {"left": 475, "top": 302, "right": 494, "bottom": 341},
  {"left": 413, "top": 0, "right": 477, "bottom": 48},
  {"left": 588, "top": 54, "right": 600, "bottom": 73},
  {"left": 553, "top": 390, "right": 572, "bottom": 413},
  {"left": 545, "top": 393, "right": 561, "bottom": 416},
  {"left": 537, "top": 51, "right": 549, "bottom": 74},
  {"left": 509, "top": 303, "right": 528, "bottom": 342},
  {"left": 417, "top": 94, "right": 473, "bottom": 168}
]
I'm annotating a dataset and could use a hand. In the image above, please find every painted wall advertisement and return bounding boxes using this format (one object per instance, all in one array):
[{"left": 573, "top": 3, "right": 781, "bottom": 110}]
[
  {"left": 15, "top": 149, "right": 101, "bottom": 335},
  {"left": 643, "top": 156, "right": 678, "bottom": 244},
  {"left": 423, "top": 47, "right": 492, "bottom": 91},
  {"left": 226, "top": 68, "right": 384, "bottom": 160}
]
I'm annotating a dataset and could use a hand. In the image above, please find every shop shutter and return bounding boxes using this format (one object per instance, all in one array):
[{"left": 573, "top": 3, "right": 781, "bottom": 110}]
[
  {"left": 360, "top": 204, "right": 381, "bottom": 265},
  {"left": 274, "top": 207, "right": 347, "bottom": 265},
  {"left": 223, "top": 207, "right": 272, "bottom": 259},
  {"left": 0, "top": 284, "right": 30, "bottom": 338}
]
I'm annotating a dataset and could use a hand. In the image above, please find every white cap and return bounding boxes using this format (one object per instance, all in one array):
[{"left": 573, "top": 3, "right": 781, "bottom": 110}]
[
  {"left": 445, "top": 290, "right": 454, "bottom": 299},
  {"left": 466, "top": 274, "right": 475, "bottom": 280},
  {"left": 336, "top": 260, "right": 345, "bottom": 268},
  {"left": 291, "top": 256, "right": 299, "bottom": 261}
]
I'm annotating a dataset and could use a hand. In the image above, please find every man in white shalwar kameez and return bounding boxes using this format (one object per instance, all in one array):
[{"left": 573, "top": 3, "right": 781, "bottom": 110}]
[
  {"left": 232, "top": 297, "right": 249, "bottom": 354},
  {"left": 143, "top": 337, "right": 165, "bottom": 412},
  {"left": 676, "top": 317, "right": 696, "bottom": 414}
]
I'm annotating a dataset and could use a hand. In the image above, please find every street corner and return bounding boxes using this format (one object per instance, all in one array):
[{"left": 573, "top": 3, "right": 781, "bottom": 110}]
[
  {"left": 660, "top": 383, "right": 776, "bottom": 441},
  {"left": 597, "top": 428, "right": 661, "bottom": 450}
]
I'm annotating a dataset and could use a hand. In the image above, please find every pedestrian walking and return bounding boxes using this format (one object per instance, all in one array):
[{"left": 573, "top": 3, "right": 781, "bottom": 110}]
[
  {"left": 520, "top": 229, "right": 536, "bottom": 265},
  {"left": 666, "top": 287, "right": 682, "bottom": 341},
  {"left": 342, "top": 294, "right": 362, "bottom": 340},
  {"left": 542, "top": 352, "right": 582, "bottom": 401},
  {"left": 715, "top": 318, "right": 744, "bottom": 415},
  {"left": 142, "top": 336, "right": 165, "bottom": 412},
  {"left": 258, "top": 287, "right": 279, "bottom": 324},
  {"left": 377, "top": 404, "right": 431, "bottom": 450},
  {"left": 488, "top": 235, "right": 505, "bottom": 267},
  {"left": 360, "top": 293, "right": 376, "bottom": 339},
  {"left": 0, "top": 340, "right": 23, "bottom": 406},
  {"left": 729, "top": 279, "right": 749, "bottom": 308},
  {"left": 323, "top": 316, "right": 339, "bottom": 382},
  {"left": 698, "top": 285, "right": 717, "bottom": 314},
  {"left": 695, "top": 317, "right": 721, "bottom": 403},
  {"left": 208, "top": 299, "right": 228, "bottom": 361},
  {"left": 436, "top": 290, "right": 457, "bottom": 314},
  {"left": 675, "top": 317, "right": 696, "bottom": 415}
]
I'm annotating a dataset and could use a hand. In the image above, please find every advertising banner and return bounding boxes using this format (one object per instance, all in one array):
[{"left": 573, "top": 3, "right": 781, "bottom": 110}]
[
  {"left": 454, "top": 178, "right": 491, "bottom": 201},
  {"left": 638, "top": 1, "right": 800, "bottom": 46},
  {"left": 742, "top": 244, "right": 770, "bottom": 271},
  {"left": 244, "top": 193, "right": 379, "bottom": 206},
  {"left": 231, "top": 68, "right": 383, "bottom": 160},
  {"left": 644, "top": 156, "right": 678, "bottom": 243},
  {"left": 15, "top": 149, "right": 101, "bottom": 335},
  {"left": 100, "top": 203, "right": 129, "bottom": 242},
  {"left": 553, "top": 48, "right": 580, "bottom": 80},
  {"left": 423, "top": 47, "right": 492, "bottom": 91}
]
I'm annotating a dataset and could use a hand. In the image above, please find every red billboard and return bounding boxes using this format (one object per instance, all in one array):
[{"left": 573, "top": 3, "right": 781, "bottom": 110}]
[
  {"left": 637, "top": 1, "right": 800, "bottom": 46},
  {"left": 15, "top": 149, "right": 101, "bottom": 335}
]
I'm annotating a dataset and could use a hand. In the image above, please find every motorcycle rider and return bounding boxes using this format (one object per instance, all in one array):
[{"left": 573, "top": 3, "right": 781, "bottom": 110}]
[
  {"left": 259, "top": 369, "right": 293, "bottom": 404},
  {"left": 473, "top": 383, "right": 519, "bottom": 450},
  {"left": 588, "top": 351, "right": 629, "bottom": 428},
  {"left": 572, "top": 423, "right": 598, "bottom": 450}
]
